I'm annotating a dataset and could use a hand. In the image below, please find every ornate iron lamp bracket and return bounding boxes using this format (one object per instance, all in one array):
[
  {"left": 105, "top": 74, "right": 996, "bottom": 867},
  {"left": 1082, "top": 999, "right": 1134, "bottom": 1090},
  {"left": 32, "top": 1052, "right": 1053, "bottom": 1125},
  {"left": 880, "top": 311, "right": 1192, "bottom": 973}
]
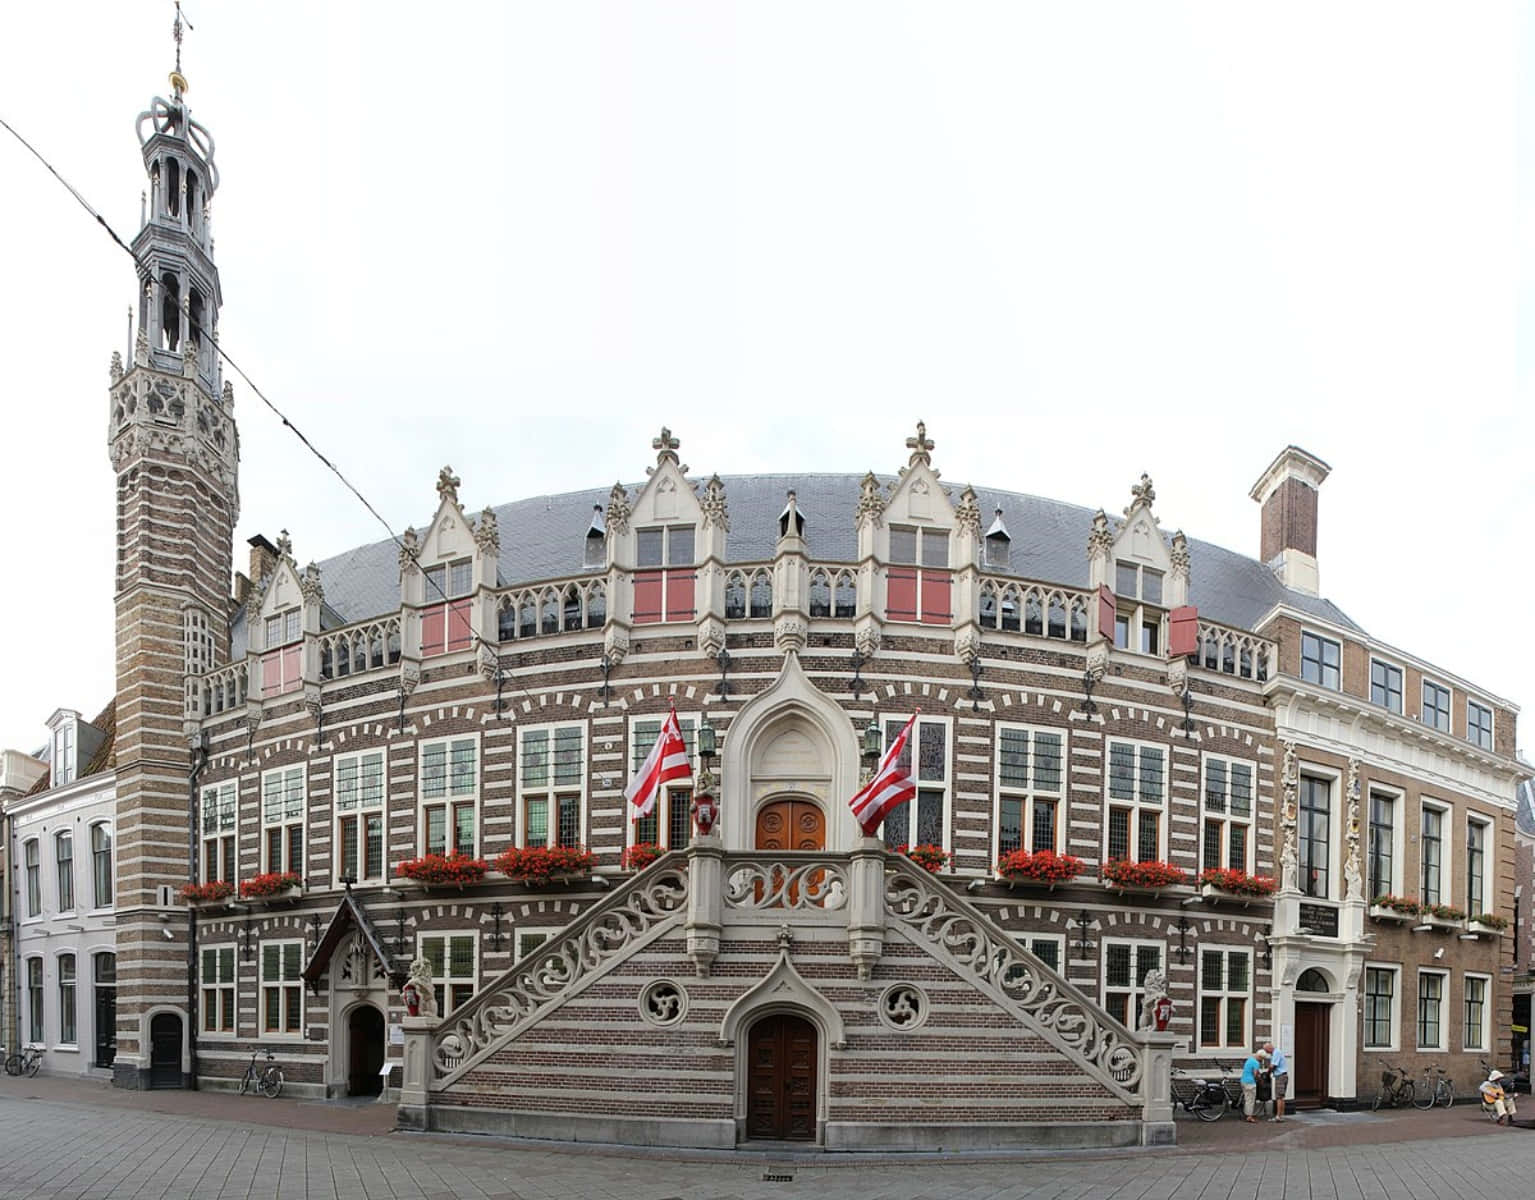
[{"left": 715, "top": 646, "right": 732, "bottom": 699}]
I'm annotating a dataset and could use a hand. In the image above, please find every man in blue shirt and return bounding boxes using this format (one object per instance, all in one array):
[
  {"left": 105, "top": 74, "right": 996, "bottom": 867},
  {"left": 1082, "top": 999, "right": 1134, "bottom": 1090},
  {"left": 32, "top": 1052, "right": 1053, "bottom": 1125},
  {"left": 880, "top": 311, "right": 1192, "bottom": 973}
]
[
  {"left": 1264, "top": 1040, "right": 1288, "bottom": 1121},
  {"left": 1240, "top": 1048, "right": 1268, "bottom": 1122}
]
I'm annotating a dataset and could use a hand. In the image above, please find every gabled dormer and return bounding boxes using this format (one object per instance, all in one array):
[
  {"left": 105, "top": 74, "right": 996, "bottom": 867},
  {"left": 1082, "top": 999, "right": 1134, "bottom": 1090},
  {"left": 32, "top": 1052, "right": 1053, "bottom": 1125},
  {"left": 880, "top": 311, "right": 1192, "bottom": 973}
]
[
  {"left": 615, "top": 429, "right": 706, "bottom": 630},
  {"left": 251, "top": 531, "right": 315, "bottom": 699},
  {"left": 874, "top": 422, "right": 958, "bottom": 628},
  {"left": 405, "top": 466, "right": 497, "bottom": 660},
  {"left": 1085, "top": 474, "right": 1191, "bottom": 658},
  {"left": 45, "top": 709, "right": 82, "bottom": 788}
]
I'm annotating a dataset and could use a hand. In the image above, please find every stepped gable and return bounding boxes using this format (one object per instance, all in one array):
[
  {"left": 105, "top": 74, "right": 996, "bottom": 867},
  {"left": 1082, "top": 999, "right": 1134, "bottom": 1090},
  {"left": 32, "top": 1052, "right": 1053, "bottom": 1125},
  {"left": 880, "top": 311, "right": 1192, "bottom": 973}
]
[{"left": 231, "top": 473, "right": 1359, "bottom": 656}]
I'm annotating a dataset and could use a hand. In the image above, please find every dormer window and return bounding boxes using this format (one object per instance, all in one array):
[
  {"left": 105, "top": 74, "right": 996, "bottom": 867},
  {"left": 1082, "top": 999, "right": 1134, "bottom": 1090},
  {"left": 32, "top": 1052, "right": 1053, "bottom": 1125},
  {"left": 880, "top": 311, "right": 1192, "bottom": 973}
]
[
  {"left": 422, "top": 559, "right": 473, "bottom": 657},
  {"left": 584, "top": 506, "right": 606, "bottom": 570},
  {"left": 887, "top": 526, "right": 952, "bottom": 625},
  {"left": 261, "top": 608, "right": 302, "bottom": 698},
  {"left": 1115, "top": 562, "right": 1162, "bottom": 604},
  {"left": 1111, "top": 562, "right": 1165, "bottom": 655},
  {"left": 984, "top": 508, "right": 1011, "bottom": 570},
  {"left": 633, "top": 525, "right": 696, "bottom": 625},
  {"left": 53, "top": 719, "right": 76, "bottom": 787}
]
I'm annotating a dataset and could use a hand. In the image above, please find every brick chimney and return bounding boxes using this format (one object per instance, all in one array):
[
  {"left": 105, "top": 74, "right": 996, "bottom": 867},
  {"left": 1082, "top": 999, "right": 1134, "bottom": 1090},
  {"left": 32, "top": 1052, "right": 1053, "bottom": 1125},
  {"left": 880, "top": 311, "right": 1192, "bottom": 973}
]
[
  {"left": 247, "top": 533, "right": 279, "bottom": 590},
  {"left": 1249, "top": 446, "right": 1330, "bottom": 597}
]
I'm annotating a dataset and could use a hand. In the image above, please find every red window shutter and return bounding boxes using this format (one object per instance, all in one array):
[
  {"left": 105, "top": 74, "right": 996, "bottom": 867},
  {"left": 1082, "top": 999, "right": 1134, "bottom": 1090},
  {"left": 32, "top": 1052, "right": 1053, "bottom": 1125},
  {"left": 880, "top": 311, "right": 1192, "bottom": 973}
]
[
  {"left": 1169, "top": 605, "right": 1199, "bottom": 658},
  {"left": 447, "top": 599, "right": 473, "bottom": 651},
  {"left": 920, "top": 571, "right": 952, "bottom": 625},
  {"left": 261, "top": 650, "right": 281, "bottom": 699},
  {"left": 633, "top": 571, "right": 664, "bottom": 625},
  {"left": 665, "top": 569, "right": 695, "bottom": 622},
  {"left": 421, "top": 605, "right": 446, "bottom": 657},
  {"left": 281, "top": 645, "right": 301, "bottom": 693},
  {"left": 1097, "top": 584, "right": 1116, "bottom": 643},
  {"left": 887, "top": 568, "right": 918, "bottom": 622}
]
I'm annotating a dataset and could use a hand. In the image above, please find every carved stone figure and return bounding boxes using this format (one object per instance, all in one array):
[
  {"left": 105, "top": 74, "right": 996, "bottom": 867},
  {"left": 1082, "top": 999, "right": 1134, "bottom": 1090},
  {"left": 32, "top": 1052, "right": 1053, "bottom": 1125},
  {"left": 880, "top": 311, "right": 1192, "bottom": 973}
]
[
  {"left": 406, "top": 956, "right": 438, "bottom": 1020},
  {"left": 1125, "top": 473, "right": 1156, "bottom": 515},
  {"left": 1137, "top": 968, "right": 1169, "bottom": 1031}
]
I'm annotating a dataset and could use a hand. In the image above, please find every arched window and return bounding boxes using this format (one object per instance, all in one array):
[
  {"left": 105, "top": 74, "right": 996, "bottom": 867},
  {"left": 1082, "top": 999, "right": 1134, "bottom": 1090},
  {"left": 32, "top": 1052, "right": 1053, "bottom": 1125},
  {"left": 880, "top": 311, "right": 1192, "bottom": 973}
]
[
  {"left": 54, "top": 831, "right": 73, "bottom": 913},
  {"left": 1024, "top": 592, "right": 1044, "bottom": 636},
  {"left": 586, "top": 583, "right": 606, "bottom": 629},
  {"left": 1296, "top": 968, "right": 1330, "bottom": 993},
  {"left": 166, "top": 157, "right": 181, "bottom": 217},
  {"left": 1070, "top": 600, "right": 1088, "bottom": 643},
  {"left": 1000, "top": 586, "right": 1021, "bottom": 633},
  {"left": 519, "top": 594, "right": 537, "bottom": 639},
  {"left": 1047, "top": 594, "right": 1067, "bottom": 639},
  {"left": 978, "top": 584, "right": 998, "bottom": 629},
  {"left": 724, "top": 574, "right": 746, "bottom": 620},
  {"left": 834, "top": 573, "right": 856, "bottom": 619},
  {"left": 749, "top": 572, "right": 773, "bottom": 619},
  {"left": 540, "top": 589, "right": 560, "bottom": 635},
  {"left": 352, "top": 635, "right": 369, "bottom": 674},
  {"left": 58, "top": 954, "right": 77, "bottom": 1045},
  {"left": 186, "top": 168, "right": 199, "bottom": 229},
  {"left": 159, "top": 271, "right": 180, "bottom": 351},
  {"left": 90, "top": 824, "right": 113, "bottom": 909},
  {"left": 809, "top": 571, "right": 831, "bottom": 619},
  {"left": 563, "top": 585, "right": 583, "bottom": 632}
]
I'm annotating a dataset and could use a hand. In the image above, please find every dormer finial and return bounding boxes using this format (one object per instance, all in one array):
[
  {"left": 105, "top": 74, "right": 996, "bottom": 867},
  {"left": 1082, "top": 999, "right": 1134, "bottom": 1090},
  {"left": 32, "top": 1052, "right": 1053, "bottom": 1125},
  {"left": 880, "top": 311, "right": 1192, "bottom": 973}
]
[
  {"left": 170, "top": 1, "right": 192, "bottom": 98},
  {"left": 436, "top": 465, "right": 461, "bottom": 505},
  {"left": 652, "top": 425, "right": 681, "bottom": 468},
  {"left": 905, "top": 420, "right": 934, "bottom": 468}
]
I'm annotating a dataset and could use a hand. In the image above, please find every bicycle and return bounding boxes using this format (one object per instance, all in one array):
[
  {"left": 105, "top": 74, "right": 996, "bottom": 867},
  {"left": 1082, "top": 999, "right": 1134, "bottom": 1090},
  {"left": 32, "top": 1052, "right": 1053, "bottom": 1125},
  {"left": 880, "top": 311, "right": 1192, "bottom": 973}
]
[
  {"left": 237, "top": 1047, "right": 283, "bottom": 1098},
  {"left": 1372, "top": 1060, "right": 1415, "bottom": 1110},
  {"left": 1413, "top": 1064, "right": 1453, "bottom": 1109},
  {"left": 3, "top": 1046, "right": 40, "bottom": 1077},
  {"left": 1171, "top": 1067, "right": 1231, "bottom": 1121}
]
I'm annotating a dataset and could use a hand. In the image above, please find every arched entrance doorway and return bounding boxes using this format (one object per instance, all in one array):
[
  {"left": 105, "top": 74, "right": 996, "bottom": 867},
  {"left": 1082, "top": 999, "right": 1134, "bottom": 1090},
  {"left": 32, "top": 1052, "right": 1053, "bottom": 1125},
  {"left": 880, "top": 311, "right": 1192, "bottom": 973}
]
[
  {"left": 754, "top": 799, "right": 825, "bottom": 851},
  {"left": 148, "top": 1012, "right": 182, "bottom": 1088},
  {"left": 1294, "top": 968, "right": 1333, "bottom": 1107},
  {"left": 746, "top": 1013, "right": 817, "bottom": 1141},
  {"left": 347, "top": 1005, "right": 386, "bottom": 1096}
]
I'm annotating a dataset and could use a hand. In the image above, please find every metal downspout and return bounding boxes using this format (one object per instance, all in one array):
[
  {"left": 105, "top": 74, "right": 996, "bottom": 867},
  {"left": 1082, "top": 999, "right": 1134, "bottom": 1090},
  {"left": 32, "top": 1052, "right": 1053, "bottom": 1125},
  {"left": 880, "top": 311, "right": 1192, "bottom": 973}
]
[{"left": 186, "top": 739, "right": 207, "bottom": 1089}]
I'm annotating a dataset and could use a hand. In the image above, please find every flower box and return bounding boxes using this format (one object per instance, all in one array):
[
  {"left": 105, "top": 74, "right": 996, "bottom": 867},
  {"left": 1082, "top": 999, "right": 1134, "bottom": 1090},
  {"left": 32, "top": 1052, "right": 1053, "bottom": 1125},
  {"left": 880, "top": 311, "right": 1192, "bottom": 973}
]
[
  {"left": 897, "top": 844, "right": 951, "bottom": 874},
  {"left": 397, "top": 852, "right": 489, "bottom": 888},
  {"left": 178, "top": 880, "right": 235, "bottom": 905},
  {"left": 1198, "top": 869, "right": 1276, "bottom": 900},
  {"left": 239, "top": 871, "right": 302, "bottom": 900},
  {"left": 1416, "top": 905, "right": 1467, "bottom": 933},
  {"left": 493, "top": 845, "right": 596, "bottom": 885},
  {"left": 1100, "top": 859, "right": 1186, "bottom": 893},
  {"left": 1369, "top": 903, "right": 1419, "bottom": 923},
  {"left": 621, "top": 842, "right": 664, "bottom": 872},
  {"left": 1468, "top": 917, "right": 1509, "bottom": 937},
  {"left": 996, "top": 849, "right": 1084, "bottom": 888}
]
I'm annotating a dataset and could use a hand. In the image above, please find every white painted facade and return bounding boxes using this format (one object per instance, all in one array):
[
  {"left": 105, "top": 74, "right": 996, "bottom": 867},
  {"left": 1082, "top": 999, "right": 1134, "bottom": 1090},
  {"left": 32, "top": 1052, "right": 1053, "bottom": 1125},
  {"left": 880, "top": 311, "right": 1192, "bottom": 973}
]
[{"left": 9, "top": 764, "right": 118, "bottom": 1076}]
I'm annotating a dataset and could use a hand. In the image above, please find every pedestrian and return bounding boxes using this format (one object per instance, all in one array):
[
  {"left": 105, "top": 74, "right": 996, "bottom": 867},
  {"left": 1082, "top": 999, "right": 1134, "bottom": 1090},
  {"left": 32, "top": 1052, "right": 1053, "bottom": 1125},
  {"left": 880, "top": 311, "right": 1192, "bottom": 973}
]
[
  {"left": 1482, "top": 1068, "right": 1518, "bottom": 1126},
  {"left": 1263, "top": 1040, "right": 1288, "bottom": 1121},
  {"left": 1240, "top": 1047, "right": 1268, "bottom": 1122}
]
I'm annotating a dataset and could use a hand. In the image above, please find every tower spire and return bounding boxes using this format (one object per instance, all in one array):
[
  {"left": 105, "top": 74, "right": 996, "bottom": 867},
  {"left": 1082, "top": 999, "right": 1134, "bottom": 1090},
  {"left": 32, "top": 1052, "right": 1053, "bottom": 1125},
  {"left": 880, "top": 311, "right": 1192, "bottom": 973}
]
[{"left": 170, "top": 1, "right": 191, "bottom": 99}]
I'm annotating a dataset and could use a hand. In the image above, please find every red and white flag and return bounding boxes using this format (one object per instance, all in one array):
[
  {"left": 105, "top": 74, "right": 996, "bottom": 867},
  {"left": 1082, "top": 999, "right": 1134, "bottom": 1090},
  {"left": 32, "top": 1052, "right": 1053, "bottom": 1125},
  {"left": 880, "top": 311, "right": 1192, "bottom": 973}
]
[
  {"left": 848, "top": 713, "right": 917, "bottom": 836},
  {"left": 626, "top": 707, "right": 692, "bottom": 819}
]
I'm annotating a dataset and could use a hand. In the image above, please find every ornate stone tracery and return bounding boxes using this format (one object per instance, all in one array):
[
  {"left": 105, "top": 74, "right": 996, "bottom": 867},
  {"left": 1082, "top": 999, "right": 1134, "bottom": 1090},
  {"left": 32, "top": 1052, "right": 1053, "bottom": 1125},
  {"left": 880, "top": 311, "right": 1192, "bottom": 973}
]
[{"left": 699, "top": 474, "right": 729, "bottom": 531}]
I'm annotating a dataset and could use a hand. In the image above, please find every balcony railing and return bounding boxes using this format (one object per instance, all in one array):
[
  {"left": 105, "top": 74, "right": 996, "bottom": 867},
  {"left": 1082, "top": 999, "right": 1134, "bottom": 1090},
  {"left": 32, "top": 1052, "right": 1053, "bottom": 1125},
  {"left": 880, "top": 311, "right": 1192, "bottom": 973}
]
[
  {"left": 1192, "top": 620, "right": 1274, "bottom": 683},
  {"left": 977, "top": 580, "right": 1091, "bottom": 643}
]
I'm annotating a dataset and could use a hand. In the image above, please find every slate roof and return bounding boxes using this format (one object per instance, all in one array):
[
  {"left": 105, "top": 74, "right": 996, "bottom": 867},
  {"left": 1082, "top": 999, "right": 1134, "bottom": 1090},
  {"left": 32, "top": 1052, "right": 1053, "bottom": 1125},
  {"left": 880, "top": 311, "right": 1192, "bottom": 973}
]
[
  {"left": 22, "top": 699, "right": 116, "bottom": 797},
  {"left": 232, "top": 473, "right": 1361, "bottom": 656}
]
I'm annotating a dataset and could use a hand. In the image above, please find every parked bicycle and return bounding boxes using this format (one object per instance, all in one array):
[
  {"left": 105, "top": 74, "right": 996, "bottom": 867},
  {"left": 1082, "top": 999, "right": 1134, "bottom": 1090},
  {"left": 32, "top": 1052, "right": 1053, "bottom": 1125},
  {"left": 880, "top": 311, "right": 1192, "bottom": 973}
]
[
  {"left": 238, "top": 1047, "right": 283, "bottom": 1098},
  {"left": 1413, "top": 1064, "right": 1453, "bottom": 1109},
  {"left": 3, "top": 1046, "right": 40, "bottom": 1077},
  {"left": 1372, "top": 1060, "right": 1415, "bottom": 1110},
  {"left": 1171, "top": 1067, "right": 1231, "bottom": 1121}
]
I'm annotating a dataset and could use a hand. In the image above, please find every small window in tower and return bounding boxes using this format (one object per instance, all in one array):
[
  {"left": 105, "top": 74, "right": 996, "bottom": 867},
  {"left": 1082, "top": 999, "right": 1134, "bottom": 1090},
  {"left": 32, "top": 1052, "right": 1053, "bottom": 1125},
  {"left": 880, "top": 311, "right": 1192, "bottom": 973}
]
[
  {"left": 186, "top": 169, "right": 199, "bottom": 229},
  {"left": 167, "top": 158, "right": 181, "bottom": 217},
  {"left": 160, "top": 273, "right": 181, "bottom": 352}
]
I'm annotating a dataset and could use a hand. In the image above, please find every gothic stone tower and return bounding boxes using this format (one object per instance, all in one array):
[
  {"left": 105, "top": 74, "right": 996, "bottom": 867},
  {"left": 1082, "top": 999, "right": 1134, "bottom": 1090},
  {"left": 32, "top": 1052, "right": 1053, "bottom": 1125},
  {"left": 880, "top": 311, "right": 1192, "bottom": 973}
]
[{"left": 106, "top": 66, "right": 238, "bottom": 1087}]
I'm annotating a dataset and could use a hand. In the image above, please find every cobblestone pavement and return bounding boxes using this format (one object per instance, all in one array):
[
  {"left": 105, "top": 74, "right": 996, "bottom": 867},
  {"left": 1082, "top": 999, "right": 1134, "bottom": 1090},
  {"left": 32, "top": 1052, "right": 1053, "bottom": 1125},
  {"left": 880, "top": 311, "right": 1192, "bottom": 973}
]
[{"left": 1, "top": 1078, "right": 1533, "bottom": 1200}]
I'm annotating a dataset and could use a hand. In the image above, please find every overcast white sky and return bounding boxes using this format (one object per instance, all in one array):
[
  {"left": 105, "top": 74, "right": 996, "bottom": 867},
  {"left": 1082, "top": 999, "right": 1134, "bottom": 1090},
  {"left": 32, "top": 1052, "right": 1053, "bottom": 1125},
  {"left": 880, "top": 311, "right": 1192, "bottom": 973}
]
[{"left": 0, "top": 3, "right": 1530, "bottom": 760}]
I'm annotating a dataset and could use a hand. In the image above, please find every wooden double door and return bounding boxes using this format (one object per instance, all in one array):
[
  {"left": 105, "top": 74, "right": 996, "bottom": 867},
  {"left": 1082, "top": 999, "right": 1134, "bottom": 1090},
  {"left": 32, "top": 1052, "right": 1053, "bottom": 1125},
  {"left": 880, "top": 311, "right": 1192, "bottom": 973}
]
[
  {"left": 746, "top": 1013, "right": 817, "bottom": 1140},
  {"left": 754, "top": 799, "right": 825, "bottom": 851}
]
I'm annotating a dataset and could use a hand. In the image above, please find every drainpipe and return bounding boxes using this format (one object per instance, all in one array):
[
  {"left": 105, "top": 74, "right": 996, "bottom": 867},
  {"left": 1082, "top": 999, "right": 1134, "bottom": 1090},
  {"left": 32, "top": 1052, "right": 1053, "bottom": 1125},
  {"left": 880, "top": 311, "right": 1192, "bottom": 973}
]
[
  {"left": 4, "top": 810, "right": 13, "bottom": 1054},
  {"left": 186, "top": 735, "right": 208, "bottom": 1090}
]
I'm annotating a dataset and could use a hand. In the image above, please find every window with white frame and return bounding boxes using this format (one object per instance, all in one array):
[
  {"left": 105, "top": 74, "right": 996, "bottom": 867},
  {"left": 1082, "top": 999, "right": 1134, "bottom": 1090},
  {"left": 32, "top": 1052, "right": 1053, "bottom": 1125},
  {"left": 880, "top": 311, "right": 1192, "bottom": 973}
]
[
  {"left": 1370, "top": 659, "right": 1403, "bottom": 714},
  {"left": 57, "top": 953, "right": 76, "bottom": 1045},
  {"left": 519, "top": 724, "right": 586, "bottom": 848},
  {"left": 1298, "top": 775, "right": 1331, "bottom": 899},
  {"left": 995, "top": 725, "right": 1065, "bottom": 858},
  {"left": 1464, "top": 973, "right": 1490, "bottom": 1052},
  {"left": 54, "top": 831, "right": 73, "bottom": 912},
  {"left": 1422, "top": 680, "right": 1451, "bottom": 732},
  {"left": 262, "top": 607, "right": 303, "bottom": 696},
  {"left": 880, "top": 715, "right": 949, "bottom": 850},
  {"left": 201, "top": 945, "right": 236, "bottom": 1034},
  {"left": 53, "top": 719, "right": 76, "bottom": 786},
  {"left": 1300, "top": 632, "right": 1341, "bottom": 690},
  {"left": 90, "top": 823, "right": 112, "bottom": 908},
  {"left": 201, "top": 780, "right": 237, "bottom": 884},
  {"left": 633, "top": 525, "right": 696, "bottom": 625},
  {"left": 261, "top": 765, "right": 305, "bottom": 876},
  {"left": 1201, "top": 756, "right": 1254, "bottom": 873},
  {"left": 629, "top": 716, "right": 697, "bottom": 849},
  {"left": 1105, "top": 741, "right": 1166, "bottom": 863},
  {"left": 1468, "top": 701, "right": 1493, "bottom": 751},
  {"left": 419, "top": 932, "right": 477, "bottom": 1016},
  {"left": 419, "top": 735, "right": 478, "bottom": 856},
  {"left": 1112, "top": 561, "right": 1164, "bottom": 655},
  {"left": 516, "top": 930, "right": 550, "bottom": 962},
  {"left": 1466, "top": 815, "right": 1491, "bottom": 916},
  {"left": 421, "top": 558, "right": 474, "bottom": 656},
  {"left": 886, "top": 526, "right": 952, "bottom": 625},
  {"left": 1198, "top": 947, "right": 1250, "bottom": 1051},
  {"left": 335, "top": 749, "right": 386, "bottom": 883},
  {"left": 1103, "top": 939, "right": 1163, "bottom": 1027},
  {"left": 1364, "top": 965, "right": 1398, "bottom": 1050},
  {"left": 1421, "top": 801, "right": 1448, "bottom": 907},
  {"left": 260, "top": 941, "right": 303, "bottom": 1036},
  {"left": 24, "top": 839, "right": 40, "bottom": 917},
  {"left": 1367, "top": 790, "right": 1398, "bottom": 900},
  {"left": 26, "top": 957, "right": 42, "bottom": 1043},
  {"left": 1417, "top": 969, "right": 1447, "bottom": 1050},
  {"left": 1026, "top": 934, "right": 1065, "bottom": 973}
]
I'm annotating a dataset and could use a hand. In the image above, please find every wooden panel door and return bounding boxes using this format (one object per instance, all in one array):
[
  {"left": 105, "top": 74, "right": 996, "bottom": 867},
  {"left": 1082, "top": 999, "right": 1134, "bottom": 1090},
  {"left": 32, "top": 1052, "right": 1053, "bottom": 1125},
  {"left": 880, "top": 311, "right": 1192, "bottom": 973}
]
[
  {"left": 1293, "top": 1002, "right": 1331, "bottom": 1106},
  {"left": 754, "top": 800, "right": 825, "bottom": 851},
  {"left": 745, "top": 1014, "right": 818, "bottom": 1140}
]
